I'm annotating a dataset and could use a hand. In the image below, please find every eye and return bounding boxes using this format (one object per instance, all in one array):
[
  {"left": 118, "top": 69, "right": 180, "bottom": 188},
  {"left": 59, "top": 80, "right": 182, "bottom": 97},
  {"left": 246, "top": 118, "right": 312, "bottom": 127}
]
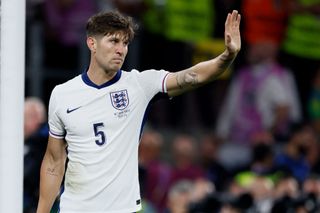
[{"left": 109, "top": 38, "right": 119, "bottom": 44}]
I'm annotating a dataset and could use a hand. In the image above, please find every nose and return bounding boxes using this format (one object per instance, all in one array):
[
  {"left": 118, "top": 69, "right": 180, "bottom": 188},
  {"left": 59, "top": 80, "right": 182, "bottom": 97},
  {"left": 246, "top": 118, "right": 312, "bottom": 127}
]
[{"left": 116, "top": 43, "right": 127, "bottom": 56}]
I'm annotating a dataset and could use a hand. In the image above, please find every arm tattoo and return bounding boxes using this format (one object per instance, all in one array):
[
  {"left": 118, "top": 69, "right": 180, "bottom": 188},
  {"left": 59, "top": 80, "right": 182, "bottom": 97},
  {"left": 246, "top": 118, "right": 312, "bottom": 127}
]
[
  {"left": 176, "top": 71, "right": 199, "bottom": 89},
  {"left": 46, "top": 167, "right": 58, "bottom": 177}
]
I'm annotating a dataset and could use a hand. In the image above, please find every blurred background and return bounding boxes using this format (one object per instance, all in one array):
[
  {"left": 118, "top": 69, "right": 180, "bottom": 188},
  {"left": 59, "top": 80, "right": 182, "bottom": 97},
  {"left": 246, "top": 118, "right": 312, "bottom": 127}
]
[{"left": 23, "top": 0, "right": 320, "bottom": 212}]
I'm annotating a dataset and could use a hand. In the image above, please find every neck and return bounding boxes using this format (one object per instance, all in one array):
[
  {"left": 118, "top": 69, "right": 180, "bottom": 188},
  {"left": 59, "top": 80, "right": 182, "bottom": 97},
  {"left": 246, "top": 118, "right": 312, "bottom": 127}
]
[{"left": 87, "top": 65, "right": 118, "bottom": 86}]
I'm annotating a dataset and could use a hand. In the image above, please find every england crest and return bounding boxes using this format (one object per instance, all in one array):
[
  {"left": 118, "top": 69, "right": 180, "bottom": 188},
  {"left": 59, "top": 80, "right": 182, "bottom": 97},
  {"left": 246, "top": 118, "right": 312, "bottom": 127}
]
[{"left": 110, "top": 90, "right": 129, "bottom": 110}]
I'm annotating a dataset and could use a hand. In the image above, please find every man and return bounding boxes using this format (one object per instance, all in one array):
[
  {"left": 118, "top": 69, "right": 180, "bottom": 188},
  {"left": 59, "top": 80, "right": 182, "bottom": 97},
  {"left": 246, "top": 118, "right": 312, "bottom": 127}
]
[
  {"left": 24, "top": 97, "right": 48, "bottom": 213},
  {"left": 37, "top": 10, "right": 241, "bottom": 213}
]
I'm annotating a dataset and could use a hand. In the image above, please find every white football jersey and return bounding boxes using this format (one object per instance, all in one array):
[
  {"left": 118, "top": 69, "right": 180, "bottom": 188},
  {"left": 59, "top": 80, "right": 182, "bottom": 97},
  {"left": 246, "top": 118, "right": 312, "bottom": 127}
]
[{"left": 48, "top": 69, "right": 169, "bottom": 213}]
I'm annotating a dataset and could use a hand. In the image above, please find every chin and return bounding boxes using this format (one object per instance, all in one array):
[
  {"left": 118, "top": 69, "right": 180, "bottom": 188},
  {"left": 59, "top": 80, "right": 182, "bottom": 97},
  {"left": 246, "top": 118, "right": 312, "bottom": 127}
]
[
  {"left": 115, "top": 65, "right": 122, "bottom": 71},
  {"left": 115, "top": 64, "right": 123, "bottom": 71},
  {"left": 103, "top": 66, "right": 121, "bottom": 74}
]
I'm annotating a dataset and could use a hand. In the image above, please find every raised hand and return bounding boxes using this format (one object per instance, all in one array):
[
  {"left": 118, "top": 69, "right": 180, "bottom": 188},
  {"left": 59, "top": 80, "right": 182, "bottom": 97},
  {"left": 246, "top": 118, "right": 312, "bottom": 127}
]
[{"left": 225, "top": 10, "right": 241, "bottom": 55}]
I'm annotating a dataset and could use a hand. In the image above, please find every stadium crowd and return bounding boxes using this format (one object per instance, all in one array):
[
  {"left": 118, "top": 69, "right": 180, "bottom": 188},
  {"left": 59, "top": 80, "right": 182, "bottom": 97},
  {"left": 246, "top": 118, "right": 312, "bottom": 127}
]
[{"left": 24, "top": 0, "right": 320, "bottom": 212}]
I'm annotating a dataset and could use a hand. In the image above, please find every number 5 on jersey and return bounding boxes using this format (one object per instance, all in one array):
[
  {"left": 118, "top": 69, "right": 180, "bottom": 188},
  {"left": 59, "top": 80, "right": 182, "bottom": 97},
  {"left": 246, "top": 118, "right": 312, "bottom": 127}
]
[{"left": 93, "top": 122, "right": 106, "bottom": 146}]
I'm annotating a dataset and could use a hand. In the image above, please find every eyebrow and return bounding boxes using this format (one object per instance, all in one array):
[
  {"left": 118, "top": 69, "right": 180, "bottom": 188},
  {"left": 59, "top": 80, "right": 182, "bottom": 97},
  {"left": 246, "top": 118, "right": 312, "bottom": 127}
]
[
  {"left": 113, "top": 38, "right": 129, "bottom": 45},
  {"left": 108, "top": 33, "right": 129, "bottom": 42}
]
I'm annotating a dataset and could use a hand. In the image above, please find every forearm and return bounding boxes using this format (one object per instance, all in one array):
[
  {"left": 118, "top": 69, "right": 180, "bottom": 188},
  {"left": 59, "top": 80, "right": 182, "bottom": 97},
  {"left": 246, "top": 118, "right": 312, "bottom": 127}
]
[
  {"left": 167, "top": 10, "right": 241, "bottom": 97},
  {"left": 37, "top": 154, "right": 65, "bottom": 213},
  {"left": 194, "top": 49, "right": 237, "bottom": 82},
  {"left": 171, "top": 50, "right": 237, "bottom": 96}
]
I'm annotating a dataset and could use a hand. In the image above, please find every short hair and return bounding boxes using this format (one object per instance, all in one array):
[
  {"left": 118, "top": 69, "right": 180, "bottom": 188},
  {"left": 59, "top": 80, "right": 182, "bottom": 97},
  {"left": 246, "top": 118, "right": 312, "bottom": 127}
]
[
  {"left": 86, "top": 11, "right": 137, "bottom": 42},
  {"left": 24, "top": 97, "right": 46, "bottom": 123}
]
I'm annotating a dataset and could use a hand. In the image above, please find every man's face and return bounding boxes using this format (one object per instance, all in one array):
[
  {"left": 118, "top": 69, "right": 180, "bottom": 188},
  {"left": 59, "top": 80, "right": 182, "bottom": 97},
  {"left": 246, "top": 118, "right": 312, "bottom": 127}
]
[{"left": 93, "top": 32, "right": 129, "bottom": 73}]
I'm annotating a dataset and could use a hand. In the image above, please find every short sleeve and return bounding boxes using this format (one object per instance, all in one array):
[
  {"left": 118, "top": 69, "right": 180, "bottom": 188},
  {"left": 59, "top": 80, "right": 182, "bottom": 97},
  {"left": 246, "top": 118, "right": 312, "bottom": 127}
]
[
  {"left": 48, "top": 87, "right": 65, "bottom": 138},
  {"left": 133, "top": 69, "right": 169, "bottom": 100}
]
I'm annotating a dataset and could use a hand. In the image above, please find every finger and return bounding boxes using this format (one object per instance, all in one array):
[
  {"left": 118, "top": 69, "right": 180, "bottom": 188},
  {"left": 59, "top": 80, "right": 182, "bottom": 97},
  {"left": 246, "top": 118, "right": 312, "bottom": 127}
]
[
  {"left": 237, "top": 14, "right": 241, "bottom": 25},
  {"left": 225, "top": 13, "right": 231, "bottom": 26},
  {"left": 231, "top": 10, "right": 239, "bottom": 22},
  {"left": 225, "top": 33, "right": 231, "bottom": 45}
]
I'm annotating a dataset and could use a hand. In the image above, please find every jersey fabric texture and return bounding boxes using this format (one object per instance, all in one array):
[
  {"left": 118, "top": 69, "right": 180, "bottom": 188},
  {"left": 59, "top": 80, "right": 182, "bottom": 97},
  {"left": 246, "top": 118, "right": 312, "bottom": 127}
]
[{"left": 48, "top": 69, "right": 169, "bottom": 213}]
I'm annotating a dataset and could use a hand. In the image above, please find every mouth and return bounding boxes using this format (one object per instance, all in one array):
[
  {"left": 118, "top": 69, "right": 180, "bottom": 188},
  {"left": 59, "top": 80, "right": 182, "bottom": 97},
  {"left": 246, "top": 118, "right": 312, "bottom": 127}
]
[{"left": 112, "top": 58, "right": 123, "bottom": 63}]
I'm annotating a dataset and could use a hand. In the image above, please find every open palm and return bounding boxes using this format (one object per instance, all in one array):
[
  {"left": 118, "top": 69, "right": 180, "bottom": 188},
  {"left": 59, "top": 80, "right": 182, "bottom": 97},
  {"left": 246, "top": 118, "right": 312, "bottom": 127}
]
[{"left": 225, "top": 10, "right": 241, "bottom": 55}]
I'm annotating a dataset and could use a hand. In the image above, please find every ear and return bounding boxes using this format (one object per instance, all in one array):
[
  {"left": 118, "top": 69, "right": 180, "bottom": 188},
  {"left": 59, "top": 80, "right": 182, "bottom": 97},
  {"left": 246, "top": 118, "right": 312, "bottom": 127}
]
[{"left": 87, "top": 37, "right": 97, "bottom": 52}]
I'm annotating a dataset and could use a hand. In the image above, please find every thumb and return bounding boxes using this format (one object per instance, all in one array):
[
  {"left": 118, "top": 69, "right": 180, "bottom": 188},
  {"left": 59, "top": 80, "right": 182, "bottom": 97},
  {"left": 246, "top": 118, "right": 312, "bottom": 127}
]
[{"left": 225, "top": 33, "right": 231, "bottom": 45}]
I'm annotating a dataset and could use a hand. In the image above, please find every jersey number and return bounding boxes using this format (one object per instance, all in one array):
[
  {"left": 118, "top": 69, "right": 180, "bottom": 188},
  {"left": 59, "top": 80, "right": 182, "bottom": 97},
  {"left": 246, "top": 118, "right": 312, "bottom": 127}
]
[{"left": 93, "top": 122, "right": 106, "bottom": 146}]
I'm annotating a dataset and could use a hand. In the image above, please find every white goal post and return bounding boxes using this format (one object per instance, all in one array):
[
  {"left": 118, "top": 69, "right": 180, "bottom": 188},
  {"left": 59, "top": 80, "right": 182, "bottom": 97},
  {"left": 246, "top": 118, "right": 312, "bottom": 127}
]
[{"left": 0, "top": 0, "right": 26, "bottom": 212}]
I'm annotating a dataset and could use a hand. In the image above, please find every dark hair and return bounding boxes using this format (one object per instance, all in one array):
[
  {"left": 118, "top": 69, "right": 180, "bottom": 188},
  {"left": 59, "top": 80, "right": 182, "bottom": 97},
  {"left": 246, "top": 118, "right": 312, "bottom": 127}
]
[{"left": 86, "top": 11, "right": 137, "bottom": 42}]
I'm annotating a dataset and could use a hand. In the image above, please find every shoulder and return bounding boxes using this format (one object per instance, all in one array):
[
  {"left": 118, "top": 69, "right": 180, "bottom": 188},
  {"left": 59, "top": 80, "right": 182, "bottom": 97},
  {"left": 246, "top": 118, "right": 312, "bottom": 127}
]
[
  {"left": 52, "top": 75, "right": 82, "bottom": 94},
  {"left": 49, "top": 75, "right": 83, "bottom": 105},
  {"left": 122, "top": 69, "right": 168, "bottom": 81},
  {"left": 122, "top": 68, "right": 167, "bottom": 75}
]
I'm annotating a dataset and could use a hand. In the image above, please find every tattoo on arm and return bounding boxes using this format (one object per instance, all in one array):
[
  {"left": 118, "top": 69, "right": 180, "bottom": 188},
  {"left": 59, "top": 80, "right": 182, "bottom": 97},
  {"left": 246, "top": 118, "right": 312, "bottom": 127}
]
[
  {"left": 176, "top": 71, "right": 199, "bottom": 89},
  {"left": 46, "top": 167, "right": 58, "bottom": 177}
]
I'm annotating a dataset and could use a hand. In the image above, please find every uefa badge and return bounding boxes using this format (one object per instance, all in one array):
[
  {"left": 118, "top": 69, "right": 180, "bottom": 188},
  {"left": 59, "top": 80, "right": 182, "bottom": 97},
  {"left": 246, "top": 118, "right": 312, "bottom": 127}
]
[{"left": 110, "top": 90, "right": 129, "bottom": 110}]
